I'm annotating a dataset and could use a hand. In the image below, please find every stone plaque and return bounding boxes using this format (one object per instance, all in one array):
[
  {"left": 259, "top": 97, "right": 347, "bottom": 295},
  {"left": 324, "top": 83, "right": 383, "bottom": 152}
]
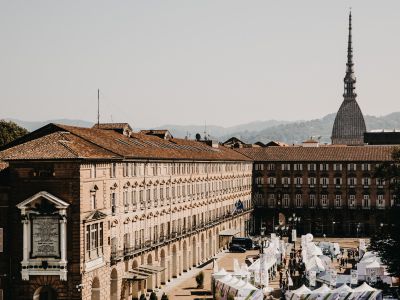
[{"left": 31, "top": 216, "right": 60, "bottom": 257}]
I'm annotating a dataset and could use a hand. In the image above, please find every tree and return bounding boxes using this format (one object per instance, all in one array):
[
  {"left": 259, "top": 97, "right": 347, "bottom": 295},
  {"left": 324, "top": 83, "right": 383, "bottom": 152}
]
[
  {"left": 0, "top": 120, "right": 29, "bottom": 147},
  {"left": 370, "top": 147, "right": 400, "bottom": 277}
]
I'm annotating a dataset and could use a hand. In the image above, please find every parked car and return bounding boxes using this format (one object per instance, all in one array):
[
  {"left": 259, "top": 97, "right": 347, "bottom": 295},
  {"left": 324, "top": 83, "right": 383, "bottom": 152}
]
[
  {"left": 229, "top": 244, "right": 246, "bottom": 253},
  {"left": 231, "top": 237, "right": 254, "bottom": 250}
]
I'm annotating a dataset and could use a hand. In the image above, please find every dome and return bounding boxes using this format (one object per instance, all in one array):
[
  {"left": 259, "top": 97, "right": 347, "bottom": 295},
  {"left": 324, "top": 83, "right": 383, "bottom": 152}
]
[{"left": 331, "top": 99, "right": 366, "bottom": 145}]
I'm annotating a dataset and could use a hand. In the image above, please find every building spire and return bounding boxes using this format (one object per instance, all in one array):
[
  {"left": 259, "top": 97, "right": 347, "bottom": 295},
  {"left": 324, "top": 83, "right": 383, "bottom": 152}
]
[{"left": 343, "top": 10, "right": 356, "bottom": 100}]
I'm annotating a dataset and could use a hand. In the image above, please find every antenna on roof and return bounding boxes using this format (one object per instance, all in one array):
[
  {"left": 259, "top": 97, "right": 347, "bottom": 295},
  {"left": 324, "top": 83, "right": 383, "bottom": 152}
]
[{"left": 97, "top": 89, "right": 100, "bottom": 127}]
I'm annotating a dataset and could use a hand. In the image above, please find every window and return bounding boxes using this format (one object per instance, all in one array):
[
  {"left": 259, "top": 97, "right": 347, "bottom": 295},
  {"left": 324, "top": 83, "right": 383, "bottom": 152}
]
[
  {"left": 268, "top": 177, "right": 276, "bottom": 186},
  {"left": 268, "top": 194, "right": 275, "bottom": 207},
  {"left": 335, "top": 195, "right": 342, "bottom": 207},
  {"left": 123, "top": 163, "right": 129, "bottom": 177},
  {"left": 282, "top": 177, "right": 291, "bottom": 186},
  {"left": 320, "top": 177, "right": 329, "bottom": 186},
  {"left": 295, "top": 177, "right": 302, "bottom": 186},
  {"left": 334, "top": 177, "right": 342, "bottom": 186},
  {"left": 333, "top": 164, "right": 342, "bottom": 171},
  {"left": 283, "top": 194, "right": 290, "bottom": 207},
  {"left": 348, "top": 177, "right": 357, "bottom": 186},
  {"left": 347, "top": 163, "right": 356, "bottom": 171},
  {"left": 321, "top": 195, "right": 328, "bottom": 207},
  {"left": 131, "top": 190, "right": 137, "bottom": 208},
  {"left": 363, "top": 195, "right": 370, "bottom": 208},
  {"left": 267, "top": 164, "right": 275, "bottom": 171},
  {"left": 123, "top": 189, "right": 129, "bottom": 211},
  {"left": 308, "top": 177, "right": 316, "bottom": 186},
  {"left": 282, "top": 164, "right": 290, "bottom": 171},
  {"left": 294, "top": 164, "right": 303, "bottom": 171},
  {"left": 295, "top": 194, "right": 302, "bottom": 207},
  {"left": 309, "top": 194, "right": 316, "bottom": 207},
  {"left": 320, "top": 164, "right": 329, "bottom": 171},
  {"left": 90, "top": 164, "right": 96, "bottom": 178},
  {"left": 90, "top": 193, "right": 96, "bottom": 210},
  {"left": 255, "top": 164, "right": 264, "bottom": 171},
  {"left": 362, "top": 163, "right": 371, "bottom": 171},
  {"left": 377, "top": 178, "right": 385, "bottom": 186},
  {"left": 255, "top": 177, "right": 264, "bottom": 185},
  {"left": 377, "top": 195, "right": 384, "bottom": 208},
  {"left": 110, "top": 163, "right": 117, "bottom": 178},
  {"left": 362, "top": 177, "right": 371, "bottom": 186},
  {"left": 110, "top": 192, "right": 116, "bottom": 215},
  {"left": 86, "top": 222, "right": 104, "bottom": 258},
  {"left": 308, "top": 164, "right": 316, "bottom": 171},
  {"left": 349, "top": 195, "right": 356, "bottom": 207}
]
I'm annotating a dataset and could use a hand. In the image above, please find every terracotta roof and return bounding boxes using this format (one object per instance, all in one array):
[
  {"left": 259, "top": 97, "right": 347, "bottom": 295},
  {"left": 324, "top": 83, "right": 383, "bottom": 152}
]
[
  {"left": 1, "top": 123, "right": 251, "bottom": 162},
  {"left": 92, "top": 123, "right": 132, "bottom": 130},
  {"left": 237, "top": 145, "right": 396, "bottom": 162}
]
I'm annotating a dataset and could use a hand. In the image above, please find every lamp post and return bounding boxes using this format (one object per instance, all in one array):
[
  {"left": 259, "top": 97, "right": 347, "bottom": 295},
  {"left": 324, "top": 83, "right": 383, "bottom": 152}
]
[{"left": 288, "top": 213, "right": 301, "bottom": 249}]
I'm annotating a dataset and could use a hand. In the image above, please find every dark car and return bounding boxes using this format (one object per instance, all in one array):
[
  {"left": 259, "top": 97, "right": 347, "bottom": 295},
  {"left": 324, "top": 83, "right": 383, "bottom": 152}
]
[{"left": 229, "top": 244, "right": 246, "bottom": 253}]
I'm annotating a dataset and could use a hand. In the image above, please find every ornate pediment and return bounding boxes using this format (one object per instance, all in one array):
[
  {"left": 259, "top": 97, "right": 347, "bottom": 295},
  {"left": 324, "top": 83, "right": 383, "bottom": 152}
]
[
  {"left": 17, "top": 191, "right": 69, "bottom": 215},
  {"left": 84, "top": 210, "right": 107, "bottom": 222}
]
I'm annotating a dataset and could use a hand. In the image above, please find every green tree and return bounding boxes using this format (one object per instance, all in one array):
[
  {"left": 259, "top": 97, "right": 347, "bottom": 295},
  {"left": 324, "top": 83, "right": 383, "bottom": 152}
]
[
  {"left": 0, "top": 120, "right": 29, "bottom": 147},
  {"left": 370, "top": 147, "right": 400, "bottom": 276},
  {"left": 149, "top": 292, "right": 157, "bottom": 300}
]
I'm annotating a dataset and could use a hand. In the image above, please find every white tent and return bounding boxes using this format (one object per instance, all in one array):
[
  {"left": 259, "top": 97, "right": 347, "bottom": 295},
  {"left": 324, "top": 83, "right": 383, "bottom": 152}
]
[
  {"left": 353, "top": 282, "right": 376, "bottom": 293},
  {"left": 311, "top": 284, "right": 331, "bottom": 294},
  {"left": 331, "top": 284, "right": 353, "bottom": 293},
  {"left": 213, "top": 268, "right": 229, "bottom": 278},
  {"left": 305, "top": 256, "right": 325, "bottom": 272},
  {"left": 292, "top": 285, "right": 312, "bottom": 295}
]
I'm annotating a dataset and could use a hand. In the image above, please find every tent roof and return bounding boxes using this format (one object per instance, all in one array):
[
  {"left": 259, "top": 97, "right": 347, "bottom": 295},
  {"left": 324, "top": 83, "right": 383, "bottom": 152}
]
[
  {"left": 293, "top": 284, "right": 312, "bottom": 295},
  {"left": 213, "top": 268, "right": 228, "bottom": 276},
  {"left": 311, "top": 284, "right": 331, "bottom": 294},
  {"left": 332, "top": 284, "right": 353, "bottom": 293},
  {"left": 353, "top": 282, "right": 376, "bottom": 292}
]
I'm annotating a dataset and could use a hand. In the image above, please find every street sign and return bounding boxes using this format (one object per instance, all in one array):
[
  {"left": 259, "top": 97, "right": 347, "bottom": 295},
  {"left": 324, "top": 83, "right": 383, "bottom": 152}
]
[{"left": 351, "top": 270, "right": 358, "bottom": 285}]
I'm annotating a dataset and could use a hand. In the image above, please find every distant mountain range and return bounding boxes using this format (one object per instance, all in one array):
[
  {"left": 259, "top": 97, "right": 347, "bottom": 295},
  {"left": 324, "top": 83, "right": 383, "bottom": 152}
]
[{"left": 5, "top": 112, "right": 400, "bottom": 145}]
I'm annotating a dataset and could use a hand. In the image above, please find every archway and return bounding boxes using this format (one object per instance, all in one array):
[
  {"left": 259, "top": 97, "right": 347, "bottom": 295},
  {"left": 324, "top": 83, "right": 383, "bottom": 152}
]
[
  {"left": 147, "top": 254, "right": 154, "bottom": 291},
  {"left": 110, "top": 268, "right": 118, "bottom": 300},
  {"left": 172, "top": 244, "right": 178, "bottom": 278},
  {"left": 208, "top": 231, "right": 212, "bottom": 258},
  {"left": 183, "top": 240, "right": 188, "bottom": 271},
  {"left": 200, "top": 233, "right": 205, "bottom": 262},
  {"left": 160, "top": 249, "right": 166, "bottom": 284},
  {"left": 91, "top": 277, "right": 100, "bottom": 300},
  {"left": 33, "top": 286, "right": 57, "bottom": 300},
  {"left": 216, "top": 227, "right": 220, "bottom": 251},
  {"left": 192, "top": 236, "right": 197, "bottom": 267}
]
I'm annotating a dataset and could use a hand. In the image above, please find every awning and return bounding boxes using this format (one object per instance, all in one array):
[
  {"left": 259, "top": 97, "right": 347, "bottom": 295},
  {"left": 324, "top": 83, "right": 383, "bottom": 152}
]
[
  {"left": 219, "top": 229, "right": 240, "bottom": 236},
  {"left": 124, "top": 271, "right": 149, "bottom": 281}
]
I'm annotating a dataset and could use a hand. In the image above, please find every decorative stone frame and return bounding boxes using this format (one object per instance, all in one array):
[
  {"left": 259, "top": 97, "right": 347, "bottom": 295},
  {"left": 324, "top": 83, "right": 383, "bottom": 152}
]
[{"left": 16, "top": 191, "right": 69, "bottom": 281}]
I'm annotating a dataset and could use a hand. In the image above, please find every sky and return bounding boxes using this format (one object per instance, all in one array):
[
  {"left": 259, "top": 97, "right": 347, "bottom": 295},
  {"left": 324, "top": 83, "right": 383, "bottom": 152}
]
[{"left": 1, "top": 1, "right": 399, "bottom": 128}]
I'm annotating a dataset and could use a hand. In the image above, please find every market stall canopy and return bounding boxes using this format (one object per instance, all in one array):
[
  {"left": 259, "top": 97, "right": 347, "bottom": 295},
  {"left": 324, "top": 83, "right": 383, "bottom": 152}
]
[
  {"left": 353, "top": 282, "right": 376, "bottom": 292},
  {"left": 292, "top": 285, "right": 312, "bottom": 295},
  {"left": 331, "top": 284, "right": 353, "bottom": 293},
  {"left": 311, "top": 284, "right": 331, "bottom": 294}
]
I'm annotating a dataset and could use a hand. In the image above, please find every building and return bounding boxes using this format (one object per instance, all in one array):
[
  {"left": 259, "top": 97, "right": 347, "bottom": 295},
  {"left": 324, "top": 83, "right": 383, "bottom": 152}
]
[
  {"left": 0, "top": 123, "right": 253, "bottom": 300},
  {"left": 364, "top": 130, "right": 400, "bottom": 145},
  {"left": 237, "top": 145, "right": 396, "bottom": 237},
  {"left": 331, "top": 12, "right": 366, "bottom": 145}
]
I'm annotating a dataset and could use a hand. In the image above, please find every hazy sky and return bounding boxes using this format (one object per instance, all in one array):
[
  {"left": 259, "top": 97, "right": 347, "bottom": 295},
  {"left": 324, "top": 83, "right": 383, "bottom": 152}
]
[{"left": 1, "top": 1, "right": 399, "bottom": 128}]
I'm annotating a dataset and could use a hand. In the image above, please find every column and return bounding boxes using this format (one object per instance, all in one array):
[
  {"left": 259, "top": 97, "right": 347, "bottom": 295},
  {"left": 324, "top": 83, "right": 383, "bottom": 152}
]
[{"left": 60, "top": 215, "right": 68, "bottom": 281}]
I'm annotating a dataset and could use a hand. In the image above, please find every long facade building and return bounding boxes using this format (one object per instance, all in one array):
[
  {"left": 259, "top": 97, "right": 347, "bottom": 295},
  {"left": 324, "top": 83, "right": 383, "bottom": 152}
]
[
  {"left": 237, "top": 145, "right": 396, "bottom": 237},
  {"left": 0, "top": 123, "right": 253, "bottom": 300}
]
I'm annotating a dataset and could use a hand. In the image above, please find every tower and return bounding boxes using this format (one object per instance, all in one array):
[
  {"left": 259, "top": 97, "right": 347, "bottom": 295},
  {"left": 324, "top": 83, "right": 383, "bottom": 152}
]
[{"left": 331, "top": 12, "right": 366, "bottom": 145}]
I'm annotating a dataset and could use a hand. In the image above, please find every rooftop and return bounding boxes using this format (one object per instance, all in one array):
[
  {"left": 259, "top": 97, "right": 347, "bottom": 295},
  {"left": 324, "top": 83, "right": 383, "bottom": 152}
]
[
  {"left": 237, "top": 145, "right": 396, "bottom": 162},
  {"left": 0, "top": 123, "right": 251, "bottom": 162}
]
